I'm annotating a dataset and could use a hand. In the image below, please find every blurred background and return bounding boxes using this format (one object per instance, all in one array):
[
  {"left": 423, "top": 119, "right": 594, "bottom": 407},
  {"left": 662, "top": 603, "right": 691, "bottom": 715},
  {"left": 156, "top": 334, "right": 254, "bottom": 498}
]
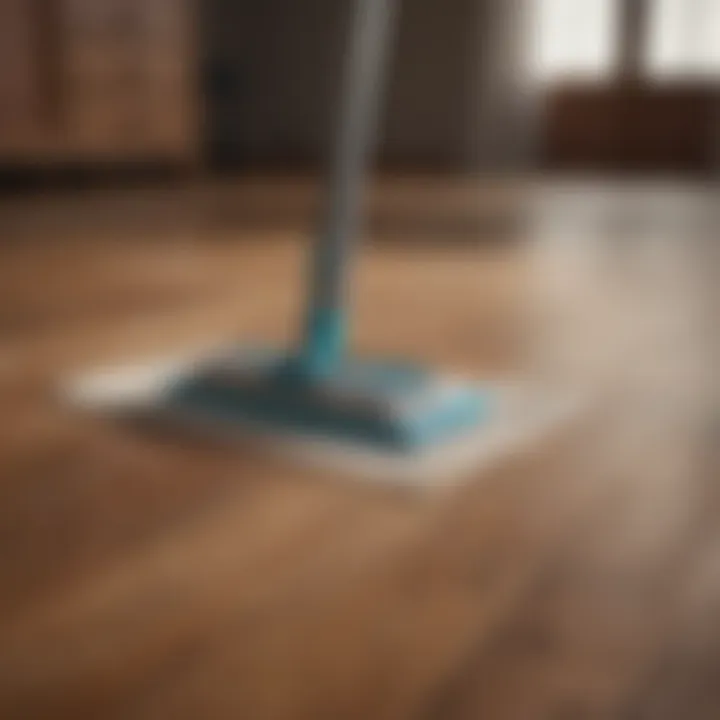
[
  {"left": 0, "top": 0, "right": 718, "bottom": 177},
  {"left": 0, "top": 2, "right": 718, "bottom": 719}
]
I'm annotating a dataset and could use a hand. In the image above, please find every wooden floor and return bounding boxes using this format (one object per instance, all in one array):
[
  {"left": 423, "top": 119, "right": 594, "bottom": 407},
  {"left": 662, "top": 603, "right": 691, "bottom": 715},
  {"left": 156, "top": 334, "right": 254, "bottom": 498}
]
[{"left": 0, "top": 177, "right": 717, "bottom": 719}]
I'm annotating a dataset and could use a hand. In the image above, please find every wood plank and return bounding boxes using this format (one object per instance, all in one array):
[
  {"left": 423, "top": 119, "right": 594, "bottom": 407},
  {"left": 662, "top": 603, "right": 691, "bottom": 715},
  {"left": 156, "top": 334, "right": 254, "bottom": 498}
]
[{"left": 0, "top": 177, "right": 716, "bottom": 719}]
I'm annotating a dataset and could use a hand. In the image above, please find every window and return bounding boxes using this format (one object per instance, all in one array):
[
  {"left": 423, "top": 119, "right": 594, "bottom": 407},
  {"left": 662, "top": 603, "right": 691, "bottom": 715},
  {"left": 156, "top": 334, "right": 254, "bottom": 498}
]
[
  {"left": 532, "top": 0, "right": 720, "bottom": 85},
  {"left": 531, "top": 0, "right": 621, "bottom": 83},
  {"left": 646, "top": 0, "right": 720, "bottom": 80}
]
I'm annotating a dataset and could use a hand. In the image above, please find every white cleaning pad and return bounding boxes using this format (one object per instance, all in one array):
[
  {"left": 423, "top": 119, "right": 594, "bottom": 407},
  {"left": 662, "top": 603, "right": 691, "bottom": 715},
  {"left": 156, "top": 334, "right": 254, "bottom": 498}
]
[{"left": 63, "top": 353, "right": 584, "bottom": 488}]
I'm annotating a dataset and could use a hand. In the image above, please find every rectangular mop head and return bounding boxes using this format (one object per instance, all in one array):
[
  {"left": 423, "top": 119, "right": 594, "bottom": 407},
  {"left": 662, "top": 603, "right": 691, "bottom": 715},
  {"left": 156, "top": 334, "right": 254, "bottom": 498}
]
[
  {"left": 64, "top": 348, "right": 582, "bottom": 487},
  {"left": 164, "top": 349, "right": 491, "bottom": 451}
]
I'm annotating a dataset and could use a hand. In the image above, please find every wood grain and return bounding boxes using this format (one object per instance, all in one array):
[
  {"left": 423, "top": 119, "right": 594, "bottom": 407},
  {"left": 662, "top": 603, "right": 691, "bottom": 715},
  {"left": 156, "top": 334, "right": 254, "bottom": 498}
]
[{"left": 0, "top": 177, "right": 717, "bottom": 719}]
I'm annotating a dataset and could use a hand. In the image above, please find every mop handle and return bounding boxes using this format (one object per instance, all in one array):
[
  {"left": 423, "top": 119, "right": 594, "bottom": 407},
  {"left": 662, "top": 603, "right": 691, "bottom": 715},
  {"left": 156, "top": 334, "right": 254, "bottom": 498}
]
[{"left": 302, "top": 0, "right": 401, "bottom": 374}]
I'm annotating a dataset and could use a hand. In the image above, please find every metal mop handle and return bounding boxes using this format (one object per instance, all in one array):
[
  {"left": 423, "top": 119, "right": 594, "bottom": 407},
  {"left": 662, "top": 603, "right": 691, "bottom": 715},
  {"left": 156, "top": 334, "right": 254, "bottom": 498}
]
[{"left": 301, "top": 0, "right": 401, "bottom": 376}]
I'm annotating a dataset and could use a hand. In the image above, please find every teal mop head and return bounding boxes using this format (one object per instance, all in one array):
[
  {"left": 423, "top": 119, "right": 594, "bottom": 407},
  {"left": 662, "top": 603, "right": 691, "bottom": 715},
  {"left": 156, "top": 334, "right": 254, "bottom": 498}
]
[{"left": 164, "top": 348, "right": 491, "bottom": 452}]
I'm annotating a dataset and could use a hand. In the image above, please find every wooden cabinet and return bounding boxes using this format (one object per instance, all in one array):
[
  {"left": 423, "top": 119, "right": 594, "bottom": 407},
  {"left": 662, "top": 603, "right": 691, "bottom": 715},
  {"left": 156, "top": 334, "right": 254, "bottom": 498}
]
[
  {"left": 0, "top": 0, "right": 198, "bottom": 165},
  {"left": 544, "top": 85, "right": 718, "bottom": 175}
]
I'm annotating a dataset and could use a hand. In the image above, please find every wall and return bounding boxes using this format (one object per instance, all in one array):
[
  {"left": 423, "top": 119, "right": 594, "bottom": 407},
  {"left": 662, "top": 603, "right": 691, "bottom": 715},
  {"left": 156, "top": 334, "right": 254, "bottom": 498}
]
[{"left": 202, "top": 0, "right": 481, "bottom": 170}]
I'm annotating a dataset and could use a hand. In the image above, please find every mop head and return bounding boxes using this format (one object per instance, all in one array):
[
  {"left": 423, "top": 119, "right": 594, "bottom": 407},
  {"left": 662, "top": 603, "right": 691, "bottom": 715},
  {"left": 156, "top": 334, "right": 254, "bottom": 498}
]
[
  {"left": 163, "top": 348, "right": 490, "bottom": 452},
  {"left": 65, "top": 345, "right": 583, "bottom": 486}
]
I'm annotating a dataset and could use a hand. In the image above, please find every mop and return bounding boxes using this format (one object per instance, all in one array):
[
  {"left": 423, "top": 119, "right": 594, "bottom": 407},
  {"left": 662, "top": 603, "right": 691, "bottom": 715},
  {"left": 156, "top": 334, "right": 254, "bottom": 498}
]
[{"left": 66, "top": 0, "right": 580, "bottom": 484}]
